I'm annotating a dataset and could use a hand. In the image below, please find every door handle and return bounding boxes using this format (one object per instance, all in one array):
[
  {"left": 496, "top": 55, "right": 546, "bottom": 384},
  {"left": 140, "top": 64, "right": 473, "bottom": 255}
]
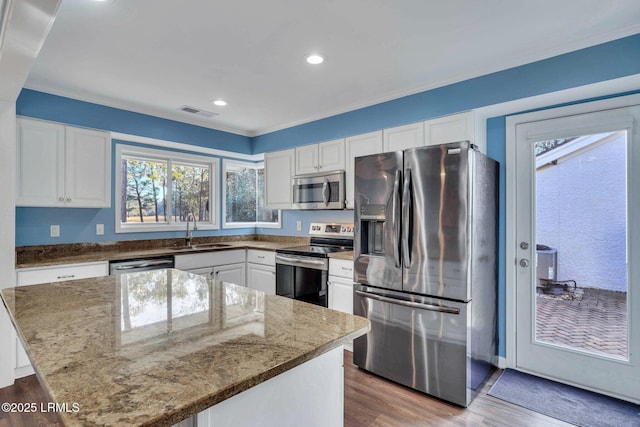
[
  {"left": 391, "top": 170, "right": 401, "bottom": 268},
  {"left": 401, "top": 168, "right": 412, "bottom": 268},
  {"left": 519, "top": 259, "right": 530, "bottom": 268}
]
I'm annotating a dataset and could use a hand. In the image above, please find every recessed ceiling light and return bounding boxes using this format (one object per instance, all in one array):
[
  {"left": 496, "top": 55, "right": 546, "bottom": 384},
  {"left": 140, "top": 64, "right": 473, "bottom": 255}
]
[
  {"left": 213, "top": 99, "right": 227, "bottom": 107},
  {"left": 306, "top": 54, "right": 324, "bottom": 65}
]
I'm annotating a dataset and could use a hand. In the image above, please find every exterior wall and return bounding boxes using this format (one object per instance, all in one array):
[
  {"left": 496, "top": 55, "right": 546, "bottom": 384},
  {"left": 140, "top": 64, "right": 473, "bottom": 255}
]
[{"left": 536, "top": 136, "right": 627, "bottom": 292}]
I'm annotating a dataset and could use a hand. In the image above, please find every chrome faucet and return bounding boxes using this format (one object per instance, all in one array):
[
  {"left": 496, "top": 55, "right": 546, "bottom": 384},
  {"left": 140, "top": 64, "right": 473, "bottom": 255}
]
[{"left": 185, "top": 212, "right": 197, "bottom": 246}]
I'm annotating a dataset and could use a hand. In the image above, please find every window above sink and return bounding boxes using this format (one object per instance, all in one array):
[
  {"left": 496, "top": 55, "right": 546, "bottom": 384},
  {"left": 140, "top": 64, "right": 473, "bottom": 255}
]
[{"left": 115, "top": 144, "right": 220, "bottom": 233}]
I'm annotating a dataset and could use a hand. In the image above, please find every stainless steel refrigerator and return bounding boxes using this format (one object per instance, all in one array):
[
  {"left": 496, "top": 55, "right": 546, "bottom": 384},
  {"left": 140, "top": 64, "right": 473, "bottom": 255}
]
[{"left": 353, "top": 141, "right": 498, "bottom": 407}]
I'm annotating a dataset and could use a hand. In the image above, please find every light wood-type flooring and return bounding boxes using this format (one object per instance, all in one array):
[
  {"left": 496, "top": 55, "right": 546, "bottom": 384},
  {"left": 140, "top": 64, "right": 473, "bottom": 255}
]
[{"left": 0, "top": 350, "right": 570, "bottom": 426}]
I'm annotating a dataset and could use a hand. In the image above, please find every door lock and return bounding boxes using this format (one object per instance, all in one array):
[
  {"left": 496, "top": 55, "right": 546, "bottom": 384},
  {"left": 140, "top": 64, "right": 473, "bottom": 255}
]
[
  {"left": 519, "top": 259, "right": 530, "bottom": 268},
  {"left": 520, "top": 242, "right": 529, "bottom": 250}
]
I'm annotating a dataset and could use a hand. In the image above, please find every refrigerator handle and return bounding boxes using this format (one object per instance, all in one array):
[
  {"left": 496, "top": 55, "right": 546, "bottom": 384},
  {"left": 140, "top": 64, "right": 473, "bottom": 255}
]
[
  {"left": 402, "top": 168, "right": 412, "bottom": 268},
  {"left": 355, "top": 290, "right": 460, "bottom": 314},
  {"left": 392, "top": 170, "right": 402, "bottom": 268}
]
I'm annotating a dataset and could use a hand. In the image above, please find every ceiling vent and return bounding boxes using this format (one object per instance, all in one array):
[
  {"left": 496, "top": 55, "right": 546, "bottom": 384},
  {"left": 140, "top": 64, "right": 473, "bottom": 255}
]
[{"left": 178, "top": 105, "right": 218, "bottom": 118}]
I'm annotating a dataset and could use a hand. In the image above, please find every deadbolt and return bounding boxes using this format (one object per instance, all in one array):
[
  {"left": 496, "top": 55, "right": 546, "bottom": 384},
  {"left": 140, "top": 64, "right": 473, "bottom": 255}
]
[
  {"left": 520, "top": 242, "right": 529, "bottom": 250},
  {"left": 519, "top": 259, "right": 530, "bottom": 268}
]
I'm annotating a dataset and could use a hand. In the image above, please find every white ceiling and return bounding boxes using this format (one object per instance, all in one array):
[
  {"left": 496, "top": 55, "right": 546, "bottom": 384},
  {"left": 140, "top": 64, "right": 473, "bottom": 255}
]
[{"left": 24, "top": 0, "right": 640, "bottom": 137}]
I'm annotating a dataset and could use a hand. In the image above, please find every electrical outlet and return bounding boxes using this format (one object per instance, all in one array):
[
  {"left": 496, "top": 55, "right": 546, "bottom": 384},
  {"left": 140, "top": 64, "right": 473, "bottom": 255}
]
[
  {"left": 96, "top": 224, "right": 104, "bottom": 235},
  {"left": 296, "top": 221, "right": 302, "bottom": 231},
  {"left": 50, "top": 225, "right": 60, "bottom": 238}
]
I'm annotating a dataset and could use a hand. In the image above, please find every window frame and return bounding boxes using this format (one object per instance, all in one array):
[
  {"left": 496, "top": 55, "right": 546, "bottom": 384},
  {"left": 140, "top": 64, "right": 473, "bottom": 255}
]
[
  {"left": 115, "top": 144, "right": 219, "bottom": 233},
  {"left": 222, "top": 158, "right": 281, "bottom": 229}
]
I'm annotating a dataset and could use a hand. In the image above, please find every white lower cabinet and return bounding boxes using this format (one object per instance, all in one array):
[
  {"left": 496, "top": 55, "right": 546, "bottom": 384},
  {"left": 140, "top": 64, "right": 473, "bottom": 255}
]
[
  {"left": 247, "top": 263, "right": 276, "bottom": 295},
  {"left": 328, "top": 276, "right": 354, "bottom": 315},
  {"left": 213, "top": 263, "right": 246, "bottom": 287},
  {"left": 328, "top": 258, "right": 354, "bottom": 351},
  {"left": 246, "top": 250, "right": 276, "bottom": 295},
  {"left": 14, "top": 261, "right": 108, "bottom": 378},
  {"left": 175, "top": 250, "right": 247, "bottom": 287}
]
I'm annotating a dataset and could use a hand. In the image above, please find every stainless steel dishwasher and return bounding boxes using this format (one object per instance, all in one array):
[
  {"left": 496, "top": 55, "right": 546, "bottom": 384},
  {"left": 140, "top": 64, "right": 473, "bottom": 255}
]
[{"left": 109, "top": 256, "right": 175, "bottom": 275}]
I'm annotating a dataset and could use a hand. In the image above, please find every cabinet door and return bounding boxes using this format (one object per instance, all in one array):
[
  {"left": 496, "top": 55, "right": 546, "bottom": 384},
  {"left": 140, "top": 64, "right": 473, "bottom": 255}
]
[
  {"left": 328, "top": 276, "right": 354, "bottom": 314},
  {"left": 214, "top": 263, "right": 246, "bottom": 287},
  {"left": 247, "top": 263, "right": 276, "bottom": 295},
  {"left": 424, "top": 111, "right": 474, "bottom": 147},
  {"left": 265, "top": 149, "right": 294, "bottom": 209},
  {"left": 345, "top": 131, "right": 383, "bottom": 209},
  {"left": 383, "top": 122, "right": 424, "bottom": 152},
  {"left": 318, "top": 138, "right": 345, "bottom": 172},
  {"left": 186, "top": 267, "right": 214, "bottom": 278},
  {"left": 16, "top": 118, "right": 65, "bottom": 206},
  {"left": 65, "top": 126, "right": 112, "bottom": 207},
  {"left": 295, "top": 144, "right": 319, "bottom": 175}
]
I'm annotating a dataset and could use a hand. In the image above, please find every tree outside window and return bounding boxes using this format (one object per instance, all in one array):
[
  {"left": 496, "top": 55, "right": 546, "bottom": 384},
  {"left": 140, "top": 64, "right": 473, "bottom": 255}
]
[
  {"left": 116, "top": 145, "right": 218, "bottom": 232},
  {"left": 224, "top": 160, "right": 280, "bottom": 227}
]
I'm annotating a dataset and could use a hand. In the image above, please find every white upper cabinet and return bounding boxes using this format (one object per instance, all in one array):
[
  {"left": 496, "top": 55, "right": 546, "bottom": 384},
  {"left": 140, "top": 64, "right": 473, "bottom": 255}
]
[
  {"left": 264, "top": 148, "right": 294, "bottom": 209},
  {"left": 424, "top": 111, "right": 475, "bottom": 147},
  {"left": 345, "top": 131, "right": 383, "bottom": 209},
  {"left": 383, "top": 122, "right": 424, "bottom": 152},
  {"left": 295, "top": 138, "right": 345, "bottom": 175},
  {"left": 16, "top": 117, "right": 111, "bottom": 208}
]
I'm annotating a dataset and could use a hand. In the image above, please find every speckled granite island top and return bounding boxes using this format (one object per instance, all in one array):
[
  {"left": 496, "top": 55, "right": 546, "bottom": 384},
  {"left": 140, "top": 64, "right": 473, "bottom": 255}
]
[{"left": 1, "top": 269, "right": 370, "bottom": 426}]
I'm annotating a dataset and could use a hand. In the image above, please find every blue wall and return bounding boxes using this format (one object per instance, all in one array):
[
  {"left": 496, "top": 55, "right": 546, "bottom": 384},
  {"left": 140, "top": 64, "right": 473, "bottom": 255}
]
[
  {"left": 15, "top": 34, "right": 640, "bottom": 358},
  {"left": 251, "top": 34, "right": 640, "bottom": 153}
]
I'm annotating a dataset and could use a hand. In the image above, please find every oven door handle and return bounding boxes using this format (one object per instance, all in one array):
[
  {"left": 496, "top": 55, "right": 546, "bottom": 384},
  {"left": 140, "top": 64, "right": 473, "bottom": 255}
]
[
  {"left": 275, "top": 254, "right": 328, "bottom": 270},
  {"left": 355, "top": 290, "right": 460, "bottom": 314}
]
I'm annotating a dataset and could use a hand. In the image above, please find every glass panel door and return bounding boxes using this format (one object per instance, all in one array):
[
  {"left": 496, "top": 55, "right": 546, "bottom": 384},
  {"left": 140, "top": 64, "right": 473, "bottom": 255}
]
[{"left": 514, "top": 105, "right": 640, "bottom": 404}]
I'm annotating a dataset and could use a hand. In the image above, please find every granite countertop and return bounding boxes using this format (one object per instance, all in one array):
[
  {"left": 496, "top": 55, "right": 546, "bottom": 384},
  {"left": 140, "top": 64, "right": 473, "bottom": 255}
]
[
  {"left": 328, "top": 250, "right": 354, "bottom": 261},
  {"left": 16, "top": 237, "right": 308, "bottom": 269},
  {"left": 1, "top": 269, "right": 369, "bottom": 426}
]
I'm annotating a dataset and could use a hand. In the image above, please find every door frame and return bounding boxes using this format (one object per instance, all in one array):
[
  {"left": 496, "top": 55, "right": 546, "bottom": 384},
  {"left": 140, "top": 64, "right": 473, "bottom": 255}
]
[{"left": 505, "top": 92, "right": 640, "bottom": 371}]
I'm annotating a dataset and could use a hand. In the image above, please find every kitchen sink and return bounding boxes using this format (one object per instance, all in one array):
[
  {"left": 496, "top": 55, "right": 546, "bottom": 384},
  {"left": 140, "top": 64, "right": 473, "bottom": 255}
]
[
  {"left": 173, "top": 243, "right": 233, "bottom": 251},
  {"left": 190, "top": 243, "right": 232, "bottom": 249}
]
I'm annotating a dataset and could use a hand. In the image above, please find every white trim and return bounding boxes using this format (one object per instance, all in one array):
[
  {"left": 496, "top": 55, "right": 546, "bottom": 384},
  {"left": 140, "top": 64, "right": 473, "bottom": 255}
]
[
  {"left": 115, "top": 144, "right": 220, "bottom": 233},
  {"left": 221, "top": 159, "right": 281, "bottom": 229},
  {"left": 504, "top": 91, "right": 640, "bottom": 369},
  {"left": 111, "top": 131, "right": 263, "bottom": 161}
]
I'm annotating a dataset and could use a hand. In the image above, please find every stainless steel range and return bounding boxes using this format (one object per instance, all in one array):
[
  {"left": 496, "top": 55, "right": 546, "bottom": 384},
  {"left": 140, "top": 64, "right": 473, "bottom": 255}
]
[{"left": 275, "top": 223, "right": 353, "bottom": 307}]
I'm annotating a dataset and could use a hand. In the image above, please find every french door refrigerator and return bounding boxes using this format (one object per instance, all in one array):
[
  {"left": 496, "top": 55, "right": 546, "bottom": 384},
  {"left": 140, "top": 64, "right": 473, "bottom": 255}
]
[{"left": 353, "top": 141, "right": 498, "bottom": 407}]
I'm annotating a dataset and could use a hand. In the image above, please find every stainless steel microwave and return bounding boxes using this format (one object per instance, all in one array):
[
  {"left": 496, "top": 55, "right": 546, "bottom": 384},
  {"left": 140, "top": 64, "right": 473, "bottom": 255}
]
[{"left": 292, "top": 171, "right": 345, "bottom": 210}]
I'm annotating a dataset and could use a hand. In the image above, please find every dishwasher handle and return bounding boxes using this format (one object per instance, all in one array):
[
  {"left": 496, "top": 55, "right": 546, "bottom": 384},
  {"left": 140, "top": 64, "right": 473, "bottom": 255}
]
[{"left": 355, "top": 290, "right": 460, "bottom": 314}]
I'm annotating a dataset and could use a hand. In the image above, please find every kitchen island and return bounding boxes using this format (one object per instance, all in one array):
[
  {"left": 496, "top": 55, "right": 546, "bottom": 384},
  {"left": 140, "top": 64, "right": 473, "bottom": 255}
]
[{"left": 1, "top": 269, "right": 369, "bottom": 426}]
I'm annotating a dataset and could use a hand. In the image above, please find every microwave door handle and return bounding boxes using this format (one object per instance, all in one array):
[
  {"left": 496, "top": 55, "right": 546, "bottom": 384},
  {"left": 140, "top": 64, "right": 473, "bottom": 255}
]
[
  {"left": 322, "top": 179, "right": 330, "bottom": 205},
  {"left": 391, "top": 170, "right": 401, "bottom": 268},
  {"left": 402, "top": 168, "right": 412, "bottom": 268}
]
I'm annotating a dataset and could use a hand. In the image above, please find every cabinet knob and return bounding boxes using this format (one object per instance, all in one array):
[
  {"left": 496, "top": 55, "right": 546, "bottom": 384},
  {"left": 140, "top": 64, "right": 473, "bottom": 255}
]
[
  {"left": 58, "top": 197, "right": 64, "bottom": 202},
  {"left": 66, "top": 197, "right": 72, "bottom": 202}
]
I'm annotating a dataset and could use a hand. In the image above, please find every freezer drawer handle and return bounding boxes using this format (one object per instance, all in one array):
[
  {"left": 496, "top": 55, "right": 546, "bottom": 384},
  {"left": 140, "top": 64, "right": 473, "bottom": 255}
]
[{"left": 355, "top": 290, "right": 460, "bottom": 314}]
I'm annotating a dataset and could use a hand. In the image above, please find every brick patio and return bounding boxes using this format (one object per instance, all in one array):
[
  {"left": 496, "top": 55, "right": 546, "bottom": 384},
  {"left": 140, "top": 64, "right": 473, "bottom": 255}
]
[{"left": 536, "top": 288, "right": 628, "bottom": 358}]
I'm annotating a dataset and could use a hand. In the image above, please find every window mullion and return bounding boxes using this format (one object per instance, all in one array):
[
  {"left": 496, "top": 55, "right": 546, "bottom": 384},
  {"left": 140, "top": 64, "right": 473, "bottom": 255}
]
[{"left": 167, "top": 159, "right": 173, "bottom": 225}]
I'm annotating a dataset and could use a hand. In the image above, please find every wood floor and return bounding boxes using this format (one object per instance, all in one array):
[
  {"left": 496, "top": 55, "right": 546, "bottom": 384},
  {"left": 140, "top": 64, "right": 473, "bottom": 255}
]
[{"left": 0, "top": 351, "right": 570, "bottom": 426}]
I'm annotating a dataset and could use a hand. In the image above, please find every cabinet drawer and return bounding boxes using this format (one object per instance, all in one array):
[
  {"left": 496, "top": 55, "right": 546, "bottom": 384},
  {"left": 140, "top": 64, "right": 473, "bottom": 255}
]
[
  {"left": 247, "top": 249, "right": 275, "bottom": 266},
  {"left": 175, "top": 249, "right": 246, "bottom": 270},
  {"left": 329, "top": 259, "right": 354, "bottom": 279},
  {"left": 16, "top": 261, "right": 108, "bottom": 286}
]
